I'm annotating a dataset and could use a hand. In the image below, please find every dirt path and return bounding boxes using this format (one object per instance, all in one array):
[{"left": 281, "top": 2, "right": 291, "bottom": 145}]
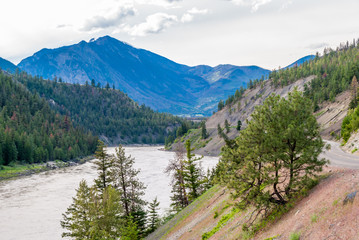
[{"left": 323, "top": 140, "right": 359, "bottom": 169}]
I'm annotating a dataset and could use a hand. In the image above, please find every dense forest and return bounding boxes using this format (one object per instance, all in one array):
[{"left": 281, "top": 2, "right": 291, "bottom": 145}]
[
  {"left": 0, "top": 71, "right": 98, "bottom": 165},
  {"left": 218, "top": 39, "right": 359, "bottom": 111},
  {"left": 16, "top": 73, "right": 185, "bottom": 144},
  {"left": 271, "top": 39, "right": 359, "bottom": 110}
]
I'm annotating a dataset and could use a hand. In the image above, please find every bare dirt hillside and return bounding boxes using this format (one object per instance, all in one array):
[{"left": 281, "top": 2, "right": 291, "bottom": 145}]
[
  {"left": 170, "top": 76, "right": 350, "bottom": 156},
  {"left": 147, "top": 167, "right": 359, "bottom": 240}
]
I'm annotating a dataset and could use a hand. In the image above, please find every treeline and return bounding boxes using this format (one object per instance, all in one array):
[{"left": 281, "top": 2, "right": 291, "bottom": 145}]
[
  {"left": 16, "top": 73, "right": 184, "bottom": 144},
  {"left": 270, "top": 39, "right": 359, "bottom": 110},
  {"left": 0, "top": 71, "right": 98, "bottom": 166},
  {"left": 216, "top": 38, "right": 359, "bottom": 112}
]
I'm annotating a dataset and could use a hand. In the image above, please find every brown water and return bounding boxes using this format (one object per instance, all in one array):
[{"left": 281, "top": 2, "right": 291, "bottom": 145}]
[{"left": 0, "top": 146, "right": 218, "bottom": 240}]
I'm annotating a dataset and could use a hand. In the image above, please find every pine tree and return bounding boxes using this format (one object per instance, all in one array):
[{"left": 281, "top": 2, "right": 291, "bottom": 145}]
[
  {"left": 165, "top": 145, "right": 189, "bottom": 212},
  {"left": 218, "top": 100, "right": 224, "bottom": 111},
  {"left": 219, "top": 90, "right": 326, "bottom": 225},
  {"left": 61, "top": 180, "right": 124, "bottom": 240},
  {"left": 61, "top": 180, "right": 93, "bottom": 239},
  {"left": 236, "top": 120, "right": 242, "bottom": 131},
  {"left": 201, "top": 121, "right": 208, "bottom": 139},
  {"left": 224, "top": 119, "right": 230, "bottom": 133},
  {"left": 121, "top": 216, "right": 139, "bottom": 240},
  {"left": 147, "top": 197, "right": 160, "bottom": 234},
  {"left": 183, "top": 140, "right": 203, "bottom": 202},
  {"left": 111, "top": 145, "right": 146, "bottom": 216},
  {"left": 350, "top": 76, "right": 359, "bottom": 109},
  {"left": 93, "top": 140, "right": 114, "bottom": 191}
]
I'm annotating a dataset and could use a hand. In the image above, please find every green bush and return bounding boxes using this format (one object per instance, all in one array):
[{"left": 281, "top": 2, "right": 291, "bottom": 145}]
[{"left": 289, "top": 232, "right": 300, "bottom": 240}]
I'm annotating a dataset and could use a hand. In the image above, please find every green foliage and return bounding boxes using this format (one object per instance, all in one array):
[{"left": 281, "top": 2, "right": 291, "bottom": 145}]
[
  {"left": 94, "top": 140, "right": 114, "bottom": 191},
  {"left": 201, "top": 121, "right": 208, "bottom": 139},
  {"left": 224, "top": 119, "right": 230, "bottom": 133},
  {"left": 0, "top": 71, "right": 97, "bottom": 166},
  {"left": 218, "top": 100, "right": 224, "bottom": 111},
  {"left": 289, "top": 232, "right": 301, "bottom": 240},
  {"left": 17, "top": 72, "right": 183, "bottom": 144},
  {"left": 341, "top": 107, "right": 359, "bottom": 142},
  {"left": 237, "top": 120, "right": 242, "bottom": 131},
  {"left": 271, "top": 41, "right": 359, "bottom": 108},
  {"left": 311, "top": 213, "right": 318, "bottom": 223},
  {"left": 62, "top": 142, "right": 148, "bottom": 239},
  {"left": 147, "top": 197, "right": 160, "bottom": 234},
  {"left": 184, "top": 140, "right": 204, "bottom": 202},
  {"left": 121, "top": 216, "right": 139, "bottom": 240},
  {"left": 61, "top": 180, "right": 124, "bottom": 240},
  {"left": 217, "top": 90, "right": 326, "bottom": 228},
  {"left": 202, "top": 208, "right": 239, "bottom": 240}
]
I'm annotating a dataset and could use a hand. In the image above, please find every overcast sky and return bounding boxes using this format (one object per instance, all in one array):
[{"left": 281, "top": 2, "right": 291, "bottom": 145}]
[{"left": 1, "top": 0, "right": 359, "bottom": 69}]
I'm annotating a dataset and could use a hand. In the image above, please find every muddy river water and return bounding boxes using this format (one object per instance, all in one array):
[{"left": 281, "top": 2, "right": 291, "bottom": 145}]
[{"left": 0, "top": 146, "right": 218, "bottom": 240}]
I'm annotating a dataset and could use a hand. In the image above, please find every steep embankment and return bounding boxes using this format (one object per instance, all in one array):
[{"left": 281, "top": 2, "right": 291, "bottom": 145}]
[
  {"left": 170, "top": 75, "right": 350, "bottom": 156},
  {"left": 149, "top": 167, "right": 359, "bottom": 240}
]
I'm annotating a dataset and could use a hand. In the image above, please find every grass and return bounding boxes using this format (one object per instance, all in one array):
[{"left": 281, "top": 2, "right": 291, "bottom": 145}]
[
  {"left": 314, "top": 110, "right": 325, "bottom": 117},
  {"left": 0, "top": 163, "right": 45, "bottom": 180},
  {"left": 332, "top": 197, "right": 341, "bottom": 206},
  {"left": 202, "top": 207, "right": 240, "bottom": 240},
  {"left": 311, "top": 213, "right": 318, "bottom": 223},
  {"left": 146, "top": 185, "right": 222, "bottom": 240},
  {"left": 289, "top": 232, "right": 300, "bottom": 240},
  {"left": 352, "top": 148, "right": 358, "bottom": 154}
]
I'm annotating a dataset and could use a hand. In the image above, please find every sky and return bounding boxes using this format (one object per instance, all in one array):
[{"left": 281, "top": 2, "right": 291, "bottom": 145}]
[{"left": 1, "top": 0, "right": 359, "bottom": 70}]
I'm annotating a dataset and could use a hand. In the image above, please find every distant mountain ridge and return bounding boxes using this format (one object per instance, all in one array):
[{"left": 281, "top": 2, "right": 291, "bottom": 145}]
[
  {"left": 284, "top": 55, "right": 315, "bottom": 69},
  {"left": 0, "top": 57, "right": 17, "bottom": 73},
  {"left": 18, "top": 36, "right": 270, "bottom": 115}
]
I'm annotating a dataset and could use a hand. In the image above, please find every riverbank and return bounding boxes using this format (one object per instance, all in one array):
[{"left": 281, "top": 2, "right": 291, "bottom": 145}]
[{"left": 0, "top": 155, "right": 94, "bottom": 181}]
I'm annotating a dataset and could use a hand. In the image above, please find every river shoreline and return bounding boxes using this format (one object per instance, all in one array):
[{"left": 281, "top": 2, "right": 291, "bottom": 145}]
[{"left": 0, "top": 155, "right": 94, "bottom": 182}]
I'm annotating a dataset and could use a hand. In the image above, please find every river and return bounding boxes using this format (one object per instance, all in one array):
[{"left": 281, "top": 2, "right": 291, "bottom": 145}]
[{"left": 0, "top": 146, "right": 219, "bottom": 240}]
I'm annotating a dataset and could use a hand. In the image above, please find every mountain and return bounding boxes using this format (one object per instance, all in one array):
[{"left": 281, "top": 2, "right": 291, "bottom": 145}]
[
  {"left": 18, "top": 36, "right": 269, "bottom": 115},
  {"left": 0, "top": 57, "right": 17, "bottom": 73},
  {"left": 284, "top": 55, "right": 315, "bottom": 69}
]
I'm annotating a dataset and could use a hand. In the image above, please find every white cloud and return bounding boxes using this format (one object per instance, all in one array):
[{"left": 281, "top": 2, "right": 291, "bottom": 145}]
[
  {"left": 280, "top": 0, "right": 293, "bottom": 11},
  {"left": 181, "top": 13, "right": 194, "bottom": 23},
  {"left": 230, "top": 0, "right": 272, "bottom": 12},
  {"left": 188, "top": 7, "right": 209, "bottom": 15},
  {"left": 181, "top": 7, "right": 208, "bottom": 23},
  {"left": 135, "top": 0, "right": 182, "bottom": 8},
  {"left": 123, "top": 13, "right": 178, "bottom": 36},
  {"left": 82, "top": 4, "right": 136, "bottom": 31}
]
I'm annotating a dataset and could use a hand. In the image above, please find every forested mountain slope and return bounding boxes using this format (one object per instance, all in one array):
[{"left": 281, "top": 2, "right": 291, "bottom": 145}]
[
  {"left": 0, "top": 71, "right": 98, "bottom": 165},
  {"left": 16, "top": 72, "right": 184, "bottom": 144},
  {"left": 169, "top": 41, "right": 359, "bottom": 156}
]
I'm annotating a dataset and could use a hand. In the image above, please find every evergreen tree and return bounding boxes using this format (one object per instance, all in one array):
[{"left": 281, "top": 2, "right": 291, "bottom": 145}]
[
  {"left": 224, "top": 119, "right": 230, "bottom": 133},
  {"left": 93, "top": 140, "right": 114, "bottom": 191},
  {"left": 236, "top": 120, "right": 242, "bottom": 131},
  {"left": 349, "top": 76, "right": 359, "bottom": 109},
  {"left": 183, "top": 140, "right": 203, "bottom": 202},
  {"left": 61, "top": 180, "right": 124, "bottom": 240},
  {"left": 147, "top": 197, "right": 160, "bottom": 234},
  {"left": 218, "top": 100, "right": 224, "bottom": 111},
  {"left": 165, "top": 146, "right": 189, "bottom": 212},
  {"left": 219, "top": 90, "right": 326, "bottom": 225},
  {"left": 201, "top": 121, "right": 208, "bottom": 139},
  {"left": 111, "top": 145, "right": 146, "bottom": 216},
  {"left": 121, "top": 216, "right": 139, "bottom": 240}
]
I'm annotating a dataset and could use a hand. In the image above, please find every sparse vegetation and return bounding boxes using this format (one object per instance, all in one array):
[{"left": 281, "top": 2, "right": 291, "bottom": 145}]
[
  {"left": 311, "top": 213, "right": 318, "bottom": 223},
  {"left": 289, "top": 232, "right": 301, "bottom": 240}
]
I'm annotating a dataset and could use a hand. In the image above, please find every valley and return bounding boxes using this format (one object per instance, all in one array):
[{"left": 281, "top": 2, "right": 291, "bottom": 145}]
[{"left": 1, "top": 32, "right": 359, "bottom": 240}]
